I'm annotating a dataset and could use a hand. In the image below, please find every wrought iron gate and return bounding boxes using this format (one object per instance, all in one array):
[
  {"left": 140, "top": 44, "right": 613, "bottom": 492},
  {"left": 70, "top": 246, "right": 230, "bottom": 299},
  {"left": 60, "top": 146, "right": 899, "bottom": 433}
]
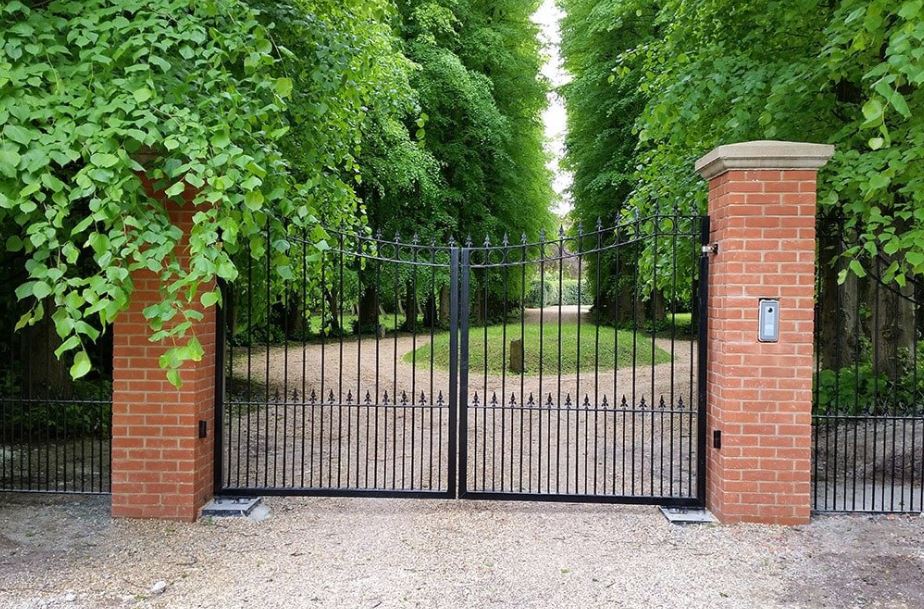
[{"left": 216, "top": 214, "right": 708, "bottom": 506}]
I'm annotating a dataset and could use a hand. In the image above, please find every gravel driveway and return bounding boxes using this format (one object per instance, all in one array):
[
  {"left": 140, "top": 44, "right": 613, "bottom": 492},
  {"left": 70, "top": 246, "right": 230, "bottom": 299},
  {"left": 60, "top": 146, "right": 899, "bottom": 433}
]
[{"left": 1, "top": 493, "right": 922, "bottom": 609}]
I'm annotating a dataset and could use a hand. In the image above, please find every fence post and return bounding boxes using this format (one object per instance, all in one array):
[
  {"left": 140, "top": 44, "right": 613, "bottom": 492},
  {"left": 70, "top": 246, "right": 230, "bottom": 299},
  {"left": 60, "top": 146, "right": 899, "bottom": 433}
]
[
  {"left": 696, "top": 140, "right": 833, "bottom": 524},
  {"left": 110, "top": 184, "right": 216, "bottom": 521}
]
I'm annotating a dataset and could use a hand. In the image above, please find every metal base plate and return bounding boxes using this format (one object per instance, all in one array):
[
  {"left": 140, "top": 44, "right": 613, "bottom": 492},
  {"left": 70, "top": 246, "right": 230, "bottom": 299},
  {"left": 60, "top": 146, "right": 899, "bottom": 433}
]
[
  {"left": 201, "top": 496, "right": 263, "bottom": 518},
  {"left": 660, "top": 507, "right": 717, "bottom": 524}
]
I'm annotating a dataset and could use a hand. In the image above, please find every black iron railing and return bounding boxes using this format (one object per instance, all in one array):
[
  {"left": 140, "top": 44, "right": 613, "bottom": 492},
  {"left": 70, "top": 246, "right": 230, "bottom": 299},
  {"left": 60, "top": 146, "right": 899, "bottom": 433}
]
[{"left": 812, "top": 216, "right": 924, "bottom": 513}]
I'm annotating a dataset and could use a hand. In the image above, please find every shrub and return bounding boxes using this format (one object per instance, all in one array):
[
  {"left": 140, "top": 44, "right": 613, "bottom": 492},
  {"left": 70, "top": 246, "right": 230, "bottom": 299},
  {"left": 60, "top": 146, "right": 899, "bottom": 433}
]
[{"left": 524, "top": 278, "right": 592, "bottom": 307}]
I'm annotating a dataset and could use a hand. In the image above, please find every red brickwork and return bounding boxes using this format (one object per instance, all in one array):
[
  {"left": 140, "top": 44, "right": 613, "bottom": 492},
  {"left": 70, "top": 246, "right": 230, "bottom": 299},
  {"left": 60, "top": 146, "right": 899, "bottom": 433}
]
[
  {"left": 111, "top": 197, "right": 215, "bottom": 521},
  {"left": 704, "top": 168, "right": 818, "bottom": 525}
]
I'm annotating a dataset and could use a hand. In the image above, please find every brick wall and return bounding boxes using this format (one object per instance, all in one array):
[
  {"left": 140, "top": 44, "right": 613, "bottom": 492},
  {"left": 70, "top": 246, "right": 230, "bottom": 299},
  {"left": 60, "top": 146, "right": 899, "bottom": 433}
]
[
  {"left": 111, "top": 199, "right": 215, "bottom": 521},
  {"left": 704, "top": 168, "right": 819, "bottom": 524}
]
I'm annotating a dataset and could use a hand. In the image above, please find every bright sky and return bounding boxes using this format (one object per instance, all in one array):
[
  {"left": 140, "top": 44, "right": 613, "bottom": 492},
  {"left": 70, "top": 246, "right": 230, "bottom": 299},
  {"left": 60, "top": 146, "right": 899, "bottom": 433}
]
[{"left": 533, "top": 0, "right": 573, "bottom": 216}]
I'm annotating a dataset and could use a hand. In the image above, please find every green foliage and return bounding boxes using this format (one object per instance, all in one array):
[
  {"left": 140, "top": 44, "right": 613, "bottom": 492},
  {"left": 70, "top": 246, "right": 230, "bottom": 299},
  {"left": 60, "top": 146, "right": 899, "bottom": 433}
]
[
  {"left": 525, "top": 278, "right": 592, "bottom": 308},
  {"left": 1, "top": 0, "right": 556, "bottom": 386},
  {"left": 387, "top": 0, "right": 555, "bottom": 247},
  {"left": 406, "top": 321, "right": 671, "bottom": 375},
  {"left": 814, "top": 343, "right": 924, "bottom": 415},
  {"left": 0, "top": 0, "right": 302, "bottom": 385},
  {"left": 560, "top": 0, "right": 924, "bottom": 288}
]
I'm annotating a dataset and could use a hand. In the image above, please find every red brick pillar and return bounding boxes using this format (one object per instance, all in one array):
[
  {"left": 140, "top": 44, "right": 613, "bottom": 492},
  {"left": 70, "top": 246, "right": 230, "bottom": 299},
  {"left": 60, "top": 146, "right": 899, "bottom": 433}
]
[
  {"left": 696, "top": 141, "right": 833, "bottom": 525},
  {"left": 111, "top": 196, "right": 216, "bottom": 521}
]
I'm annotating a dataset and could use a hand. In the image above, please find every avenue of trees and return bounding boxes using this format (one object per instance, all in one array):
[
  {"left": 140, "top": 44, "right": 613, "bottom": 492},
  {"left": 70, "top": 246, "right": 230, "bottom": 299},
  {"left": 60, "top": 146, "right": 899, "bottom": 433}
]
[
  {"left": 0, "top": 0, "right": 552, "bottom": 383},
  {"left": 560, "top": 0, "right": 924, "bottom": 407}
]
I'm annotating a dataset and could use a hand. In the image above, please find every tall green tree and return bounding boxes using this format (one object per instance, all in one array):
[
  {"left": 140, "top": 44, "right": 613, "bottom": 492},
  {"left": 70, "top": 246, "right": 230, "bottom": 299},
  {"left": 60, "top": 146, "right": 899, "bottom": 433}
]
[{"left": 561, "top": 0, "right": 924, "bottom": 368}]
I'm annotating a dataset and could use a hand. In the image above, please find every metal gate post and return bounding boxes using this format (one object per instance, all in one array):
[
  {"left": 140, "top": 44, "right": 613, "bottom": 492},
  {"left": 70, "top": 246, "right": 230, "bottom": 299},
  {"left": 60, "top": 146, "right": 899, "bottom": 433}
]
[
  {"left": 213, "top": 281, "right": 227, "bottom": 494},
  {"left": 696, "top": 217, "right": 710, "bottom": 505},
  {"left": 457, "top": 247, "right": 471, "bottom": 497},
  {"left": 448, "top": 247, "right": 460, "bottom": 498}
]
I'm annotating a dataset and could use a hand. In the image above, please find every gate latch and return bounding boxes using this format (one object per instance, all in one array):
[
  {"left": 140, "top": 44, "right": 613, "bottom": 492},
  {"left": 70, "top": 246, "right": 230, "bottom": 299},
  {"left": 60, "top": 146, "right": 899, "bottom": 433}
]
[{"left": 701, "top": 243, "right": 718, "bottom": 256}]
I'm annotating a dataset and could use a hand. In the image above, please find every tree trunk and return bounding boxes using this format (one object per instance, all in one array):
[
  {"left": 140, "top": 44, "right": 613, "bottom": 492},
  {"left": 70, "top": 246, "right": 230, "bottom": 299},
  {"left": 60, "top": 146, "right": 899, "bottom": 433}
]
[
  {"left": 439, "top": 285, "right": 450, "bottom": 326},
  {"left": 818, "top": 229, "right": 842, "bottom": 370},
  {"left": 358, "top": 280, "right": 379, "bottom": 334},
  {"left": 423, "top": 294, "right": 437, "bottom": 328},
  {"left": 871, "top": 268, "right": 915, "bottom": 381},
  {"left": 402, "top": 284, "right": 417, "bottom": 332},
  {"left": 325, "top": 289, "right": 340, "bottom": 335},
  {"left": 650, "top": 288, "right": 666, "bottom": 325}
]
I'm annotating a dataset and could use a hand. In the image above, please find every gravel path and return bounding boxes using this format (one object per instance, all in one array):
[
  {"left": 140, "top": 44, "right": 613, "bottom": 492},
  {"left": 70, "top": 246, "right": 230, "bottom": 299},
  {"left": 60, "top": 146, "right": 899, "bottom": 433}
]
[
  {"left": 1, "top": 494, "right": 922, "bottom": 609},
  {"left": 228, "top": 306, "right": 696, "bottom": 409}
]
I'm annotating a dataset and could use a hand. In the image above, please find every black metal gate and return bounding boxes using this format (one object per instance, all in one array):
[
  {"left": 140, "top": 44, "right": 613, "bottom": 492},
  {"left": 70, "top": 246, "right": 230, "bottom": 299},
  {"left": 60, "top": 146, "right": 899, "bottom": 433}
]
[{"left": 216, "top": 214, "right": 708, "bottom": 506}]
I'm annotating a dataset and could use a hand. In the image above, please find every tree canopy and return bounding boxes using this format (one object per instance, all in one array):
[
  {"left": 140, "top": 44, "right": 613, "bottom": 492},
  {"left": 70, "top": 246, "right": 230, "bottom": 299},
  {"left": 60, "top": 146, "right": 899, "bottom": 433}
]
[
  {"left": 0, "top": 0, "right": 554, "bottom": 381},
  {"left": 561, "top": 0, "right": 924, "bottom": 286}
]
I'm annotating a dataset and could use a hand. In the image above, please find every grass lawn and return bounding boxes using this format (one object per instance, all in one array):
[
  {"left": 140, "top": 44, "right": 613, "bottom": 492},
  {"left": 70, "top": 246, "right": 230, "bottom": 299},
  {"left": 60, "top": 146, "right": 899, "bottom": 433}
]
[{"left": 406, "top": 322, "right": 671, "bottom": 375}]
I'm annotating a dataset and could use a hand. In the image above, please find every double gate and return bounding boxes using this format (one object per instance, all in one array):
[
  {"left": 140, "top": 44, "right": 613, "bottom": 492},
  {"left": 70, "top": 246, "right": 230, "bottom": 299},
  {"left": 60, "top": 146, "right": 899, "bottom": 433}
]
[{"left": 216, "top": 214, "right": 708, "bottom": 506}]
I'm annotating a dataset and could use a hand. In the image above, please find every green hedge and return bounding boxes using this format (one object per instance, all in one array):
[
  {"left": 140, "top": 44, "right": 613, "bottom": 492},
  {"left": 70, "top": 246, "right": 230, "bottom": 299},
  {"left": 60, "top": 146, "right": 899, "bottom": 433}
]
[{"left": 524, "top": 278, "right": 593, "bottom": 307}]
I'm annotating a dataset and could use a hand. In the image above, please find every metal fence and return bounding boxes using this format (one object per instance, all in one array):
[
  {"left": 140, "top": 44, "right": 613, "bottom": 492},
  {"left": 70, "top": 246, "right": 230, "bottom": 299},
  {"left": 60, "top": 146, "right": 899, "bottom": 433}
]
[
  {"left": 812, "top": 217, "right": 924, "bottom": 512},
  {"left": 0, "top": 259, "right": 112, "bottom": 494}
]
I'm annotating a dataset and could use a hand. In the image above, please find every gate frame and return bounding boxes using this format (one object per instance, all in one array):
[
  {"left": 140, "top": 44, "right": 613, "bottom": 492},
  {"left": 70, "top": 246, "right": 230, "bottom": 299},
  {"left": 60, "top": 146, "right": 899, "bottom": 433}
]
[{"left": 454, "top": 219, "right": 711, "bottom": 507}]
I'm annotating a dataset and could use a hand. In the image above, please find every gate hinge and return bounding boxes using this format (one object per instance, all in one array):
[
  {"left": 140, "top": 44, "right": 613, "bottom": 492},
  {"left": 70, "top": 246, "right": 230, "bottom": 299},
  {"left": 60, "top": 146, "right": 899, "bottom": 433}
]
[{"left": 702, "top": 243, "right": 718, "bottom": 256}]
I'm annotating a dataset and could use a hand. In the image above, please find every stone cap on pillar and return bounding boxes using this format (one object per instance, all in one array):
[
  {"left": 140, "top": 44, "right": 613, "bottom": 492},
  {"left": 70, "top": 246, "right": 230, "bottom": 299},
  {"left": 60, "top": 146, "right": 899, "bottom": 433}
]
[{"left": 695, "top": 140, "right": 835, "bottom": 181}]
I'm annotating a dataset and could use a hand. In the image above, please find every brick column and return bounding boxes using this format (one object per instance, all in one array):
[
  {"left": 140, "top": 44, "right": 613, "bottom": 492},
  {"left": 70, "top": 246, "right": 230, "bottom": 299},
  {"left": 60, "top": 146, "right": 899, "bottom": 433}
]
[
  {"left": 696, "top": 141, "right": 833, "bottom": 525},
  {"left": 111, "top": 194, "right": 216, "bottom": 521}
]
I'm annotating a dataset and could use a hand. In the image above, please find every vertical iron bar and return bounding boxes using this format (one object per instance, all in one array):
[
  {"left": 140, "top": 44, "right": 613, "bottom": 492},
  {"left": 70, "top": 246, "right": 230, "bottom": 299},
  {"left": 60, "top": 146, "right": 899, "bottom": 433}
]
[
  {"left": 213, "top": 281, "right": 226, "bottom": 493},
  {"left": 696, "top": 216, "right": 710, "bottom": 504},
  {"left": 454, "top": 247, "right": 466, "bottom": 497}
]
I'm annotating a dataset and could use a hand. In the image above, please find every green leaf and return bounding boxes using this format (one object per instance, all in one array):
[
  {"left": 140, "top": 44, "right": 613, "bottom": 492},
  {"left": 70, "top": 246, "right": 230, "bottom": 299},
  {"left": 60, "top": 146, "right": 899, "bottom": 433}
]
[
  {"left": 3, "top": 125, "right": 32, "bottom": 145},
  {"left": 91, "top": 152, "right": 119, "bottom": 168},
  {"left": 200, "top": 291, "right": 221, "bottom": 307},
  {"left": 32, "top": 282, "right": 51, "bottom": 300},
  {"left": 0, "top": 148, "right": 21, "bottom": 169},
  {"left": 132, "top": 86, "right": 153, "bottom": 103},
  {"left": 70, "top": 350, "right": 92, "bottom": 380},
  {"left": 6, "top": 235, "right": 23, "bottom": 252},
  {"left": 165, "top": 181, "right": 185, "bottom": 197},
  {"left": 244, "top": 190, "right": 264, "bottom": 210},
  {"left": 54, "top": 336, "right": 81, "bottom": 358},
  {"left": 889, "top": 92, "right": 911, "bottom": 118},
  {"left": 869, "top": 173, "right": 890, "bottom": 191},
  {"left": 861, "top": 99, "right": 883, "bottom": 122},
  {"left": 275, "top": 77, "right": 293, "bottom": 98},
  {"left": 898, "top": 1, "right": 922, "bottom": 20},
  {"left": 848, "top": 259, "right": 867, "bottom": 278}
]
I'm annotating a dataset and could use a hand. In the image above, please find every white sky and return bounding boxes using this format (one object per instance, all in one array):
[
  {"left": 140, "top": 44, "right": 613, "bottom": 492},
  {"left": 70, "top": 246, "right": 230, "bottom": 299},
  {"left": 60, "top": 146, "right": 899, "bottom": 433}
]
[{"left": 532, "top": 0, "right": 573, "bottom": 216}]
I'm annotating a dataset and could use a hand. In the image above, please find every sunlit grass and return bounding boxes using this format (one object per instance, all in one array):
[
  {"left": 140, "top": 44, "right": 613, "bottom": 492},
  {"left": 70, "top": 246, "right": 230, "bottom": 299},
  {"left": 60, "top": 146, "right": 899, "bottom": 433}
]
[{"left": 406, "top": 322, "right": 671, "bottom": 375}]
